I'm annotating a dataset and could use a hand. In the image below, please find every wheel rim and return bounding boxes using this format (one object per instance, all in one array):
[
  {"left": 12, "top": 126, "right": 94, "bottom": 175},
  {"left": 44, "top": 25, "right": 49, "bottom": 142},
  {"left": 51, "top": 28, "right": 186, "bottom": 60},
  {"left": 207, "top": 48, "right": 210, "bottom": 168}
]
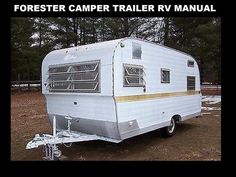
[{"left": 167, "top": 118, "right": 175, "bottom": 133}]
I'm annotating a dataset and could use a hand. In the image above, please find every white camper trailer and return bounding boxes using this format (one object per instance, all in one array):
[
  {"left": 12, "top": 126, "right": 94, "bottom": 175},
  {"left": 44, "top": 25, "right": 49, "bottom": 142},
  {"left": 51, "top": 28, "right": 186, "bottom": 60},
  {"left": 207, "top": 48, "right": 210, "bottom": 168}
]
[{"left": 26, "top": 37, "right": 201, "bottom": 160}]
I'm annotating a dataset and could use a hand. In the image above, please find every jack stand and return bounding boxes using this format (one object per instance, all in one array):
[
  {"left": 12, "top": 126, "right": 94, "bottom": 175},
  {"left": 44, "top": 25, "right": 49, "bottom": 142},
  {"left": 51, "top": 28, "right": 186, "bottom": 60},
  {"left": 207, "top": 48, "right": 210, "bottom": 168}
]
[
  {"left": 65, "top": 116, "right": 72, "bottom": 134},
  {"left": 42, "top": 115, "right": 73, "bottom": 160},
  {"left": 42, "top": 116, "right": 62, "bottom": 160},
  {"left": 42, "top": 144, "right": 61, "bottom": 161}
]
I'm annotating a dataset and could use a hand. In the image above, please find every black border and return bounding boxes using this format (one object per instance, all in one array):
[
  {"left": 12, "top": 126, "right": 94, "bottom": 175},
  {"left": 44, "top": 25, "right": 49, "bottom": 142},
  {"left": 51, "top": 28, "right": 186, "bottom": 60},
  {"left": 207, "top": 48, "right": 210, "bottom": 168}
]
[{"left": 3, "top": 0, "right": 228, "bottom": 175}]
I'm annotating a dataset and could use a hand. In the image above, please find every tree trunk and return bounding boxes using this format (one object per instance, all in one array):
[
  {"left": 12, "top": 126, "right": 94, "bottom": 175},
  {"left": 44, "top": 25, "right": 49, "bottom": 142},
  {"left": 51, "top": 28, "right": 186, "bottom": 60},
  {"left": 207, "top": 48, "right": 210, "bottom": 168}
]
[
  {"left": 199, "top": 58, "right": 204, "bottom": 84},
  {"left": 73, "top": 18, "right": 78, "bottom": 46},
  {"left": 26, "top": 57, "right": 30, "bottom": 81},
  {"left": 102, "top": 18, "right": 105, "bottom": 41},
  {"left": 123, "top": 18, "right": 129, "bottom": 37},
  {"left": 82, "top": 18, "right": 86, "bottom": 45},
  {"left": 92, "top": 18, "right": 96, "bottom": 43},
  {"left": 163, "top": 18, "right": 170, "bottom": 45},
  {"left": 39, "top": 18, "right": 42, "bottom": 48},
  {"left": 65, "top": 19, "right": 70, "bottom": 47}
]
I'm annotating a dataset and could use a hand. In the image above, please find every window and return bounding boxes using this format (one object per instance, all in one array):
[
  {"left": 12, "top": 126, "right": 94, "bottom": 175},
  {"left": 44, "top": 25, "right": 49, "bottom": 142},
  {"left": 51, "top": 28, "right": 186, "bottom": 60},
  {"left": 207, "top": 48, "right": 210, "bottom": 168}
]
[
  {"left": 187, "top": 76, "right": 195, "bottom": 90},
  {"left": 47, "top": 60, "right": 100, "bottom": 93},
  {"left": 161, "top": 69, "right": 170, "bottom": 83},
  {"left": 188, "top": 60, "right": 194, "bottom": 67},
  {"left": 132, "top": 42, "right": 142, "bottom": 59},
  {"left": 124, "top": 64, "right": 144, "bottom": 87}
]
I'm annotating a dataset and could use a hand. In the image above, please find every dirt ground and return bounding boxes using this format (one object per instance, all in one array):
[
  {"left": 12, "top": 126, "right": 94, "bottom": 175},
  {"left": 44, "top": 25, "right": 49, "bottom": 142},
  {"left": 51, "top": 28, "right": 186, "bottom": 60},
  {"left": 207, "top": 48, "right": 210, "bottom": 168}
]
[{"left": 11, "top": 90, "right": 221, "bottom": 161}]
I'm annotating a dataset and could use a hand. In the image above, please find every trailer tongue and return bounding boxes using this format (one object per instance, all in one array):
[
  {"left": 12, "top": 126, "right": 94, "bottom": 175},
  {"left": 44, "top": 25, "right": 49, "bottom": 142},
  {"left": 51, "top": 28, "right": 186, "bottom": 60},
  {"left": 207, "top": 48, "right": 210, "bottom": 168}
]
[{"left": 26, "top": 116, "right": 121, "bottom": 160}]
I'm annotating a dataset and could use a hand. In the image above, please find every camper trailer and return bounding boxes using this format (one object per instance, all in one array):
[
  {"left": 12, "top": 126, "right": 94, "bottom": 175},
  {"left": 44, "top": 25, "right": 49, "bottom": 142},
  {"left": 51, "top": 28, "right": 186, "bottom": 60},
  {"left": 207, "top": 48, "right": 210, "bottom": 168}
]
[{"left": 26, "top": 37, "right": 201, "bottom": 160}]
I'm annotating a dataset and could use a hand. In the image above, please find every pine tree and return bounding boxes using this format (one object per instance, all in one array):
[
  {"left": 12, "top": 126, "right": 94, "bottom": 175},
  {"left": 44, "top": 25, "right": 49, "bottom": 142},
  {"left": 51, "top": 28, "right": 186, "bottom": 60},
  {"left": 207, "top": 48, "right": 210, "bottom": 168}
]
[
  {"left": 11, "top": 17, "right": 35, "bottom": 80},
  {"left": 11, "top": 17, "right": 221, "bottom": 83},
  {"left": 162, "top": 17, "right": 221, "bottom": 83}
]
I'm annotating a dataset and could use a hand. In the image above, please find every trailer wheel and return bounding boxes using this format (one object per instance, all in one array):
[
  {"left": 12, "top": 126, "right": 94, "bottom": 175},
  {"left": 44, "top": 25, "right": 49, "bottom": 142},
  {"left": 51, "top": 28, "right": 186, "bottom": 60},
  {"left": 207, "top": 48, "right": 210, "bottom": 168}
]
[{"left": 161, "top": 117, "right": 176, "bottom": 137}]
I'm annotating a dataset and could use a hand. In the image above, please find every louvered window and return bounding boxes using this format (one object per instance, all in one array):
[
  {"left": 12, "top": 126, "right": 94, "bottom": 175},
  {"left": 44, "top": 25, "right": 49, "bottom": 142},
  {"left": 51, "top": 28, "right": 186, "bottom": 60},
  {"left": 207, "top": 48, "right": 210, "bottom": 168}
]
[
  {"left": 47, "top": 60, "right": 100, "bottom": 93},
  {"left": 124, "top": 64, "right": 144, "bottom": 87}
]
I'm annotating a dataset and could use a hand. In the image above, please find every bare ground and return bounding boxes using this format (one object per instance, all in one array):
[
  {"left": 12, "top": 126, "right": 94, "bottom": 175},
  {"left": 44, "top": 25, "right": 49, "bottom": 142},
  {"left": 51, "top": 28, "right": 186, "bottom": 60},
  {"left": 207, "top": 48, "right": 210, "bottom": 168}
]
[{"left": 11, "top": 91, "right": 221, "bottom": 161}]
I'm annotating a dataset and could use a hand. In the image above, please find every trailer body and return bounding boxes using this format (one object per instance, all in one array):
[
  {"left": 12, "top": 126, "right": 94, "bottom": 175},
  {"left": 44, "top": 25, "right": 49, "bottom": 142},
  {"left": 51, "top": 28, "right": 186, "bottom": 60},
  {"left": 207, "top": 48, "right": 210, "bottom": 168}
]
[{"left": 41, "top": 37, "right": 201, "bottom": 141}]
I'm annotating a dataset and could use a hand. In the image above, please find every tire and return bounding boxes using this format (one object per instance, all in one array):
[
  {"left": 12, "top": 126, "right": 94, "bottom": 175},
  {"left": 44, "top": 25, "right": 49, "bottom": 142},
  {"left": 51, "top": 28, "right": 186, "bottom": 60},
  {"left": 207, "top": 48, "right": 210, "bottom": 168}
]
[{"left": 161, "top": 117, "right": 176, "bottom": 137}]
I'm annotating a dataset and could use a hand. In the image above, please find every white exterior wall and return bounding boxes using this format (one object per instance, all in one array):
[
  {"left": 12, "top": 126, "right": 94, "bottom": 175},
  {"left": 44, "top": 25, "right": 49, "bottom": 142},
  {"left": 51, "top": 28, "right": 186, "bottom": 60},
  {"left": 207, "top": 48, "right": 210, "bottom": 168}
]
[
  {"left": 41, "top": 39, "right": 121, "bottom": 122},
  {"left": 113, "top": 39, "right": 201, "bottom": 130},
  {"left": 45, "top": 95, "right": 116, "bottom": 122}
]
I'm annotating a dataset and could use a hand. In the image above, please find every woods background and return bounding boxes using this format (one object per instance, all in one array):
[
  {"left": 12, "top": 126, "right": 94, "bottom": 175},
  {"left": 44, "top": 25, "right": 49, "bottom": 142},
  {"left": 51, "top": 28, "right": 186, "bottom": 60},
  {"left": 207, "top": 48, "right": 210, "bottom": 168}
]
[{"left": 11, "top": 17, "right": 221, "bottom": 84}]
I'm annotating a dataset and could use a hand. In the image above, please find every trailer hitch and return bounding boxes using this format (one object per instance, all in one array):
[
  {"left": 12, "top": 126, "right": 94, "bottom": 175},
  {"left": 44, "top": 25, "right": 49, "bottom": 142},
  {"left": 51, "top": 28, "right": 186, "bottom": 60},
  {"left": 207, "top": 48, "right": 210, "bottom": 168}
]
[
  {"left": 26, "top": 115, "right": 121, "bottom": 160},
  {"left": 26, "top": 116, "right": 65, "bottom": 160}
]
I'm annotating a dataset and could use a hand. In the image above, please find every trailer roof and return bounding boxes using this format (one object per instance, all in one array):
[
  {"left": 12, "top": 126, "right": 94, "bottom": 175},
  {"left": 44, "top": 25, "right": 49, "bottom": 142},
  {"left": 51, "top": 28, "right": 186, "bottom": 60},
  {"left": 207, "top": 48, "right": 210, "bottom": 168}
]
[
  {"left": 124, "top": 37, "right": 192, "bottom": 57},
  {"left": 49, "top": 37, "right": 192, "bottom": 58}
]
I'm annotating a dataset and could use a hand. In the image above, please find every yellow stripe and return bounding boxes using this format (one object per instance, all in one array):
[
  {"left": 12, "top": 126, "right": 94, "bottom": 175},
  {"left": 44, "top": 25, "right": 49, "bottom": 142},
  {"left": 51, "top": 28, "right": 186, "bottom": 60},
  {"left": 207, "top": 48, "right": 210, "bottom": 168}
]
[{"left": 115, "top": 90, "right": 200, "bottom": 102}]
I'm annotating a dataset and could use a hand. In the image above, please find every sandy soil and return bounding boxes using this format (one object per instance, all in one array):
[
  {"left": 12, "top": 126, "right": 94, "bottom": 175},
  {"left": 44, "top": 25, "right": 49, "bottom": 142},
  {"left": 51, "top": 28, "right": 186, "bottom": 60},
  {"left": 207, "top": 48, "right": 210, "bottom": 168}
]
[{"left": 11, "top": 91, "right": 221, "bottom": 161}]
